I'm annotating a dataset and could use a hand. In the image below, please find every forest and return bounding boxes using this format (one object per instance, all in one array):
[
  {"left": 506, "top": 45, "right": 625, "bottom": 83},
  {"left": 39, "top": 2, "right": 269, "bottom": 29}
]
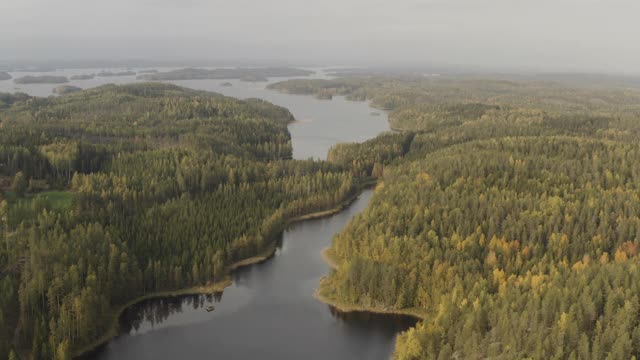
[
  {"left": 0, "top": 83, "right": 361, "bottom": 359},
  {"left": 271, "top": 75, "right": 640, "bottom": 359},
  {"left": 52, "top": 86, "right": 82, "bottom": 95},
  {"left": 4, "top": 73, "right": 640, "bottom": 359}
]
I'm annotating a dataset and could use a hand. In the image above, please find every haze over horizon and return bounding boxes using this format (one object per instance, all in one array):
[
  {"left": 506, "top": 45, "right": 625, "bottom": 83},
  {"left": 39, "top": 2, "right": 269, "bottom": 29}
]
[{"left": 1, "top": 0, "right": 639, "bottom": 74}]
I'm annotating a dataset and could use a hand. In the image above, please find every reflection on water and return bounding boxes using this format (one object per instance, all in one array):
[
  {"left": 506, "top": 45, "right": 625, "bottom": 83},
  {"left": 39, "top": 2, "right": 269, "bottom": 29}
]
[
  {"left": 117, "top": 294, "right": 417, "bottom": 343},
  {"left": 119, "top": 293, "right": 223, "bottom": 336},
  {"left": 327, "top": 306, "right": 418, "bottom": 333}
]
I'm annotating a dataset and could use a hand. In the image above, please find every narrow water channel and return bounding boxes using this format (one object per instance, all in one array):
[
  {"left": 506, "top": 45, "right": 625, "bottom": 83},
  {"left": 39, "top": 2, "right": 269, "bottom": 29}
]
[{"left": 91, "top": 190, "right": 416, "bottom": 359}]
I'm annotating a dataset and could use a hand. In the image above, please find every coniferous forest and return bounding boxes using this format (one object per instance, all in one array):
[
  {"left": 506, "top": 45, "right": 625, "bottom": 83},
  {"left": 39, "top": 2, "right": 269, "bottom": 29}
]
[
  {"left": 0, "top": 83, "right": 360, "bottom": 359},
  {"left": 273, "top": 76, "right": 640, "bottom": 359},
  {"left": 4, "top": 75, "right": 640, "bottom": 359}
]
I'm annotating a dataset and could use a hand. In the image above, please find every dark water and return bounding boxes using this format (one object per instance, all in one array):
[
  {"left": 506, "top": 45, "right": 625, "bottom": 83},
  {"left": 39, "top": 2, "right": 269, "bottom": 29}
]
[{"left": 89, "top": 190, "right": 416, "bottom": 359}]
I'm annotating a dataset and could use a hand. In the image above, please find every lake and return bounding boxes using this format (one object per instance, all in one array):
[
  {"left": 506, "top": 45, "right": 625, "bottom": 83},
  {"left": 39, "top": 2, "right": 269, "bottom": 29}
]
[
  {"left": 1, "top": 68, "right": 413, "bottom": 359},
  {"left": 0, "top": 68, "right": 389, "bottom": 160}
]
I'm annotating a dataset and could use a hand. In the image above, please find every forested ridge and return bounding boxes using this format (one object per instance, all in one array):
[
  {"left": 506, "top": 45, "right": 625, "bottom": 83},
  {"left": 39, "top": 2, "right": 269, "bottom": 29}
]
[
  {"left": 272, "top": 76, "right": 640, "bottom": 359},
  {"left": 0, "top": 83, "right": 361, "bottom": 359},
  {"left": 138, "top": 67, "right": 314, "bottom": 81}
]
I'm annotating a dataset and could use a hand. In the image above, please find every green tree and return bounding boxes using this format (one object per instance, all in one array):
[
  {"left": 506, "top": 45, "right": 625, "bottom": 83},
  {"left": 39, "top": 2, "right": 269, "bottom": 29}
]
[
  {"left": 55, "top": 340, "right": 70, "bottom": 360},
  {"left": 12, "top": 172, "right": 27, "bottom": 197}
]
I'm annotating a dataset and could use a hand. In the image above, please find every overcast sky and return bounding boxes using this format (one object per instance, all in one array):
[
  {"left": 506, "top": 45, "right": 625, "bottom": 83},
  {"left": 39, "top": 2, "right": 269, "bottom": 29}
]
[{"left": 1, "top": 0, "right": 639, "bottom": 73}]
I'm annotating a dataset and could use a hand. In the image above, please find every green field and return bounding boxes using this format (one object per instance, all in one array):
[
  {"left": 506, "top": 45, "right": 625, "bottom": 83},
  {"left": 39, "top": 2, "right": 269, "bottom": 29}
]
[{"left": 4, "top": 190, "right": 73, "bottom": 210}]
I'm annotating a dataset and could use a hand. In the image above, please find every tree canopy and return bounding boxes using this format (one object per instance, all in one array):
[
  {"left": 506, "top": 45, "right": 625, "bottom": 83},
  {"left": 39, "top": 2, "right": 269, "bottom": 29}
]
[{"left": 289, "top": 76, "right": 640, "bottom": 359}]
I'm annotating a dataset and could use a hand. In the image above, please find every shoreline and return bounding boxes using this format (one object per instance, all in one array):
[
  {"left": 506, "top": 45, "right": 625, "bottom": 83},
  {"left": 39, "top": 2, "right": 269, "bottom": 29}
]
[
  {"left": 315, "top": 244, "right": 426, "bottom": 341},
  {"left": 313, "top": 289, "right": 425, "bottom": 321},
  {"left": 74, "top": 278, "right": 233, "bottom": 357},
  {"left": 321, "top": 247, "right": 340, "bottom": 270},
  {"left": 74, "top": 186, "right": 370, "bottom": 358},
  {"left": 289, "top": 118, "right": 313, "bottom": 124}
]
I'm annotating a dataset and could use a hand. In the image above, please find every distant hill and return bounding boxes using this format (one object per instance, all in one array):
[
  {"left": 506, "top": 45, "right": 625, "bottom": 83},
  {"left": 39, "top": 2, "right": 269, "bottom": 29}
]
[
  {"left": 14, "top": 75, "right": 68, "bottom": 84},
  {"left": 139, "top": 67, "right": 313, "bottom": 81},
  {"left": 96, "top": 70, "right": 136, "bottom": 77},
  {"left": 70, "top": 74, "right": 95, "bottom": 80}
]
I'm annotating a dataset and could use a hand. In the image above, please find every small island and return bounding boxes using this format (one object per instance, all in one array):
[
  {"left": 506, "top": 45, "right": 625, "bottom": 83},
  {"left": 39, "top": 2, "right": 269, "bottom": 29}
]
[
  {"left": 220, "top": 82, "right": 233, "bottom": 87},
  {"left": 138, "top": 67, "right": 314, "bottom": 81},
  {"left": 70, "top": 74, "right": 95, "bottom": 80},
  {"left": 15, "top": 67, "right": 56, "bottom": 72},
  {"left": 97, "top": 70, "right": 137, "bottom": 77},
  {"left": 14, "top": 75, "right": 69, "bottom": 84},
  {"left": 239, "top": 75, "right": 268, "bottom": 82},
  {"left": 0, "top": 72, "right": 11, "bottom": 81},
  {"left": 53, "top": 85, "right": 82, "bottom": 95}
]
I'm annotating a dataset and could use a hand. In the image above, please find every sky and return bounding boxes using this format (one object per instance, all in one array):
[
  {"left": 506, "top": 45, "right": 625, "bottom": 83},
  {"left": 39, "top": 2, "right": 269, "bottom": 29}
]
[{"left": 1, "top": 0, "right": 639, "bottom": 74}]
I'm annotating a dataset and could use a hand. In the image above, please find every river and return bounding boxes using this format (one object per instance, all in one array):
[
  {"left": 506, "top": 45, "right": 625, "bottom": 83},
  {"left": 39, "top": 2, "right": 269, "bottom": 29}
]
[
  {"left": 1, "top": 68, "right": 415, "bottom": 359},
  {"left": 91, "top": 190, "right": 415, "bottom": 359}
]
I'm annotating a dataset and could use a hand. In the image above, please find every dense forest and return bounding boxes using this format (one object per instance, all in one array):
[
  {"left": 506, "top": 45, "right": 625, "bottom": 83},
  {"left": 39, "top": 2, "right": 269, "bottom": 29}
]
[
  {"left": 5, "top": 73, "right": 640, "bottom": 359},
  {"left": 0, "top": 83, "right": 361, "bottom": 359},
  {"left": 271, "top": 76, "right": 640, "bottom": 359}
]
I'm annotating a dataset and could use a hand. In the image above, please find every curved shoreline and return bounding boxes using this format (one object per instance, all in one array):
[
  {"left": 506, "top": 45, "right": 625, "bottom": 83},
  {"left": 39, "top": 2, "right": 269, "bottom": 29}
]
[
  {"left": 315, "top": 250, "right": 425, "bottom": 321},
  {"left": 74, "top": 279, "right": 233, "bottom": 357},
  {"left": 74, "top": 187, "right": 369, "bottom": 358},
  {"left": 313, "top": 290, "right": 425, "bottom": 322}
]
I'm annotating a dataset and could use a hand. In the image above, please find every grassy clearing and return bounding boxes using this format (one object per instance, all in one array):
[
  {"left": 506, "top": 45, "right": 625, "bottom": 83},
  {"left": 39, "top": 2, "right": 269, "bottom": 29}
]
[
  {"left": 35, "top": 191, "right": 73, "bottom": 210},
  {"left": 4, "top": 190, "right": 73, "bottom": 210}
]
